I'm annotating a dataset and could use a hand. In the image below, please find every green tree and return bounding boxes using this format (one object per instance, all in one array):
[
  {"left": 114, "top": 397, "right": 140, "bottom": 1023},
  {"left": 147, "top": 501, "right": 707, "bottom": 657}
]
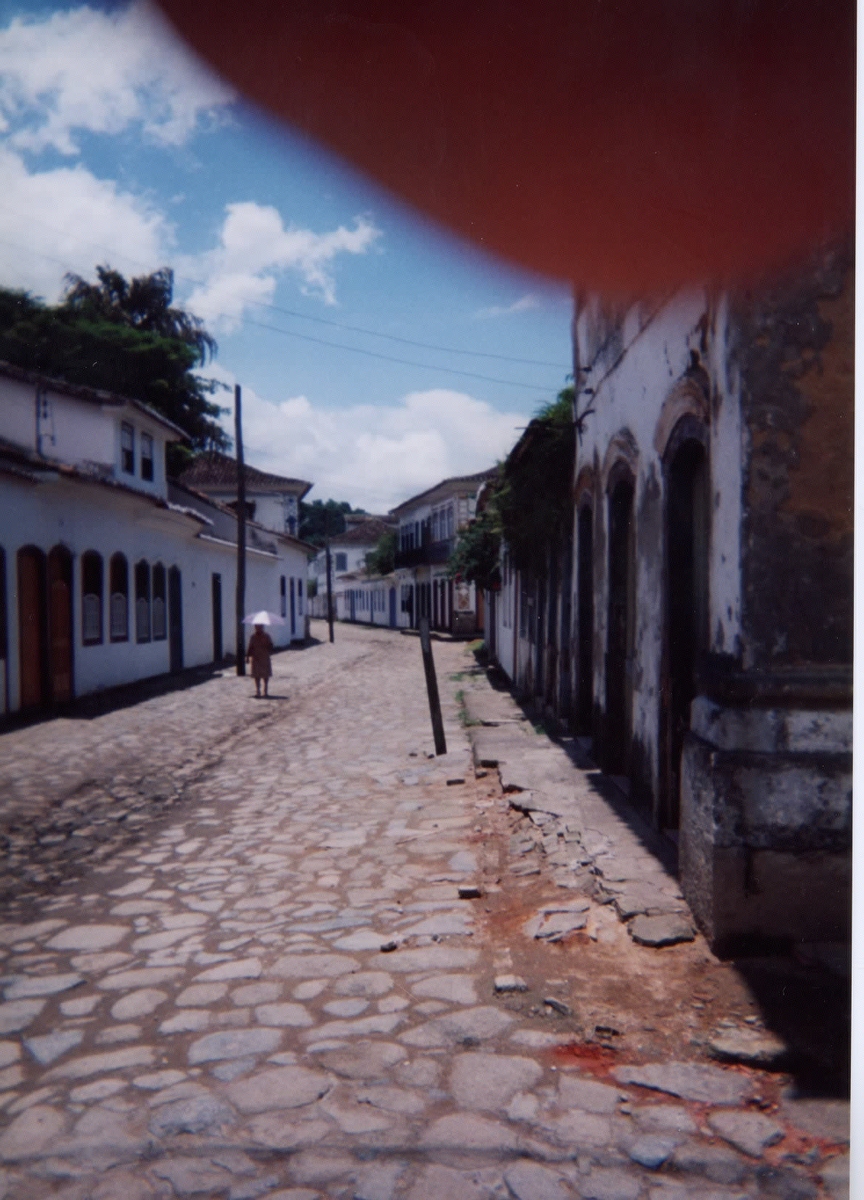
[
  {"left": 0, "top": 267, "right": 227, "bottom": 473},
  {"left": 448, "top": 383, "right": 575, "bottom": 586},
  {"left": 447, "top": 499, "right": 502, "bottom": 591},
  {"left": 495, "top": 385, "right": 575, "bottom": 575},
  {"left": 365, "top": 529, "right": 396, "bottom": 576},
  {"left": 299, "top": 498, "right": 365, "bottom": 546}
]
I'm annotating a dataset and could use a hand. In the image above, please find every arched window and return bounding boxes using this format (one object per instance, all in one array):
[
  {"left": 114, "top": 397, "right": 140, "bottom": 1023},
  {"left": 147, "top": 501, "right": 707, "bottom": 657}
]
[
  {"left": 109, "top": 553, "right": 128, "bottom": 642},
  {"left": 152, "top": 564, "right": 166, "bottom": 640},
  {"left": 135, "top": 560, "right": 151, "bottom": 643},
  {"left": 82, "top": 551, "right": 103, "bottom": 645}
]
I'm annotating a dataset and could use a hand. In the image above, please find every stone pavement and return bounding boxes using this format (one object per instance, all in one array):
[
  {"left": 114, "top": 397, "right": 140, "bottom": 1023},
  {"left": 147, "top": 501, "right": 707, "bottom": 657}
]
[{"left": 0, "top": 622, "right": 849, "bottom": 1199}]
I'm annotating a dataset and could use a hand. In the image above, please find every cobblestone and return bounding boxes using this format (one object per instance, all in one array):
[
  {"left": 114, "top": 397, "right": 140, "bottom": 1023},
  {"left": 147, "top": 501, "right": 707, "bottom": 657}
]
[{"left": 0, "top": 622, "right": 848, "bottom": 1198}]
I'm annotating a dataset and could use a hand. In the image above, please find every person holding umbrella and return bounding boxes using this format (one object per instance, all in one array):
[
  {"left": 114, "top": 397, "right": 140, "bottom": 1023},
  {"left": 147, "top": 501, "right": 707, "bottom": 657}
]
[{"left": 243, "top": 610, "right": 285, "bottom": 697}]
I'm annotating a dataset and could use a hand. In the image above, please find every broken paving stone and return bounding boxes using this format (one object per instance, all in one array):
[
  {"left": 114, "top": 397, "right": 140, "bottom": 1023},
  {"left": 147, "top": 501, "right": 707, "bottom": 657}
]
[
  {"left": 226, "top": 1066, "right": 331, "bottom": 1113},
  {"left": 707, "top": 1027, "right": 788, "bottom": 1066},
  {"left": 628, "top": 914, "right": 695, "bottom": 947},
  {"left": 314, "top": 1040, "right": 406, "bottom": 1080},
  {"left": 613, "top": 1062, "right": 754, "bottom": 1106},
  {"left": 524, "top": 909, "right": 588, "bottom": 941},
  {"left": 494, "top": 974, "right": 528, "bottom": 993},
  {"left": 708, "top": 1110, "right": 784, "bottom": 1157},
  {"left": 543, "top": 997, "right": 572, "bottom": 1016}
]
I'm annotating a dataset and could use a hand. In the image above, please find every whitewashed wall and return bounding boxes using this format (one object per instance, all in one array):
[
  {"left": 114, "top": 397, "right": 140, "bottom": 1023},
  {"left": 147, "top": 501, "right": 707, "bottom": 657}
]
[{"left": 0, "top": 475, "right": 310, "bottom": 714}]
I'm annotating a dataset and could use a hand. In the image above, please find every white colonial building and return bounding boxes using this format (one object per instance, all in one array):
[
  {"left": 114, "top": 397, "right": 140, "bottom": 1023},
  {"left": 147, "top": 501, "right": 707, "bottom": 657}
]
[
  {"left": 0, "top": 363, "right": 314, "bottom": 717},
  {"left": 308, "top": 515, "right": 396, "bottom": 621},
  {"left": 391, "top": 471, "right": 494, "bottom": 636}
]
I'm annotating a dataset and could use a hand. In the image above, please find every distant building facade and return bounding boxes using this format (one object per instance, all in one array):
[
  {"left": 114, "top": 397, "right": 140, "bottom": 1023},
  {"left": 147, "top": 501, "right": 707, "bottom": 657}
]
[
  {"left": 392, "top": 471, "right": 495, "bottom": 636},
  {"left": 308, "top": 515, "right": 395, "bottom": 620}
]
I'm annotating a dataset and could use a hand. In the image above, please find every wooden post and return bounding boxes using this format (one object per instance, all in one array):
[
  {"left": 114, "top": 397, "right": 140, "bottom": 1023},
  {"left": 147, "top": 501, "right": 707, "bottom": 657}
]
[
  {"left": 419, "top": 616, "right": 447, "bottom": 755},
  {"left": 235, "top": 383, "right": 247, "bottom": 676}
]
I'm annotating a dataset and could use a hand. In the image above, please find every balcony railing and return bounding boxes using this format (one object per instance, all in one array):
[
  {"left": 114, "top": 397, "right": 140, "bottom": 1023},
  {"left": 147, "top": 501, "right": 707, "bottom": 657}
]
[{"left": 395, "top": 537, "right": 454, "bottom": 569}]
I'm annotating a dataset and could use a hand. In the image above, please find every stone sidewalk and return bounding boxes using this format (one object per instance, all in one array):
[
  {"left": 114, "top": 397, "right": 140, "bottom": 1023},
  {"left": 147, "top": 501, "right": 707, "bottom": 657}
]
[{"left": 0, "top": 622, "right": 849, "bottom": 1199}]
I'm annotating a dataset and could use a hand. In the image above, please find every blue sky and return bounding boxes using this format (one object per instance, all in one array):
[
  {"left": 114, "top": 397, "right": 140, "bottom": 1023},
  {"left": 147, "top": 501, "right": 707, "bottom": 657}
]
[{"left": 0, "top": 0, "right": 574, "bottom": 510}]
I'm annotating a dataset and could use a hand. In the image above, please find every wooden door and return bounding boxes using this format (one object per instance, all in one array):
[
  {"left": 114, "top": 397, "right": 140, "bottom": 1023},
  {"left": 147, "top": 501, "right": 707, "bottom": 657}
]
[
  {"left": 17, "top": 547, "right": 46, "bottom": 709},
  {"left": 47, "top": 546, "right": 73, "bottom": 703}
]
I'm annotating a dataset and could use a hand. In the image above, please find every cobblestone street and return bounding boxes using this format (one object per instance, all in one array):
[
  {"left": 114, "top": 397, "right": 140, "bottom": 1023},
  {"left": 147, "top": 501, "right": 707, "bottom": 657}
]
[{"left": 0, "top": 622, "right": 849, "bottom": 1199}]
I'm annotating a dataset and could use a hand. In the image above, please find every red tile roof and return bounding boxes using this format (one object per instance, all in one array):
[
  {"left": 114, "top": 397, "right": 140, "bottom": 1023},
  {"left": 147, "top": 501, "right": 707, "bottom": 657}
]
[{"left": 178, "top": 451, "right": 312, "bottom": 497}]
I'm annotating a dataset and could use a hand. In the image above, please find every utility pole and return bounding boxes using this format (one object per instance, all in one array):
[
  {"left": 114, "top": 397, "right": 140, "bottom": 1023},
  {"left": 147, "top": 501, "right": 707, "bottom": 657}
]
[
  {"left": 325, "top": 507, "right": 335, "bottom": 643},
  {"left": 235, "top": 383, "right": 247, "bottom": 675}
]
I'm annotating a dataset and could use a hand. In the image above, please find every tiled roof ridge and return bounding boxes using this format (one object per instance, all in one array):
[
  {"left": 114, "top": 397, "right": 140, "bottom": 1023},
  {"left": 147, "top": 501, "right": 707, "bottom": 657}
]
[{"left": 178, "top": 450, "right": 312, "bottom": 495}]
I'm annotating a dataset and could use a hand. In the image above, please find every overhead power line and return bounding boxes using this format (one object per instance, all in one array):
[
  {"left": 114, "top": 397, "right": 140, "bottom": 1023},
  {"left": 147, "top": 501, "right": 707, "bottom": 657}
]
[
  {"left": 0, "top": 202, "right": 571, "bottom": 370},
  {"left": 0, "top": 236, "right": 564, "bottom": 392}
]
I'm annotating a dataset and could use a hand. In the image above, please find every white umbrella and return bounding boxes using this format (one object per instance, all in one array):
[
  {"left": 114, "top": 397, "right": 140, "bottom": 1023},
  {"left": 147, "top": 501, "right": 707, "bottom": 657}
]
[{"left": 242, "top": 610, "right": 287, "bottom": 626}]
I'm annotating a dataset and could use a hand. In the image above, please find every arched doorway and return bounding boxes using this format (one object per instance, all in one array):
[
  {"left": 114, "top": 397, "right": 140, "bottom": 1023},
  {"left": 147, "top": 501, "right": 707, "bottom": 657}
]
[
  {"left": 17, "top": 546, "right": 47, "bottom": 709},
  {"left": 661, "top": 431, "right": 709, "bottom": 831},
  {"left": 605, "top": 473, "right": 635, "bottom": 775},
  {"left": 47, "top": 545, "right": 73, "bottom": 703}
]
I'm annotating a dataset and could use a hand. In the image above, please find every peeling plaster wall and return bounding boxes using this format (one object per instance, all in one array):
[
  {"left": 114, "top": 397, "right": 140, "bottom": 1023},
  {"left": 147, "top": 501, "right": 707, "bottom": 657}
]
[{"left": 573, "top": 290, "right": 743, "bottom": 806}]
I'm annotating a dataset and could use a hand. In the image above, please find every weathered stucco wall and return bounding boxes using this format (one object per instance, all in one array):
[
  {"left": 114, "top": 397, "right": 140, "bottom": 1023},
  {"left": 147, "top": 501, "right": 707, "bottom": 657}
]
[
  {"left": 731, "top": 245, "right": 853, "bottom": 670},
  {"left": 573, "top": 290, "right": 744, "bottom": 808}
]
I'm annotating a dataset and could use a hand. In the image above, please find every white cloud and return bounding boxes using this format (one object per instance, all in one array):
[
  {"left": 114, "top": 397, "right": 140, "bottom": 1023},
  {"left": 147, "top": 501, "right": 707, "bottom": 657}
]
[
  {"left": 206, "top": 365, "right": 524, "bottom": 512},
  {"left": 0, "top": 145, "right": 169, "bottom": 301},
  {"left": 183, "top": 203, "right": 381, "bottom": 328},
  {"left": 0, "top": 2, "right": 233, "bottom": 156},
  {"left": 474, "top": 292, "right": 541, "bottom": 319}
]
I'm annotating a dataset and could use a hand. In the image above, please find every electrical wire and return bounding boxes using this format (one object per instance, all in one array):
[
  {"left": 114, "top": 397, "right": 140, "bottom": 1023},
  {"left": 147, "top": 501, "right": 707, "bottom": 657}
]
[{"left": 0, "top": 202, "right": 571, "bottom": 370}]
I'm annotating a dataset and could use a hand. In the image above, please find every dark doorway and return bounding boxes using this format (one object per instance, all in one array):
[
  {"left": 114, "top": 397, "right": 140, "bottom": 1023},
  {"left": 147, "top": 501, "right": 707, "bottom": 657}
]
[
  {"left": 211, "top": 573, "right": 223, "bottom": 661},
  {"left": 576, "top": 505, "right": 594, "bottom": 734},
  {"left": 558, "top": 527, "right": 574, "bottom": 722},
  {"left": 605, "top": 477, "right": 635, "bottom": 775},
  {"left": 290, "top": 576, "right": 296, "bottom": 636},
  {"left": 389, "top": 586, "right": 397, "bottom": 629},
  {"left": 662, "top": 437, "right": 709, "bottom": 830},
  {"left": 17, "top": 546, "right": 47, "bottom": 709},
  {"left": 168, "top": 566, "right": 183, "bottom": 673},
  {"left": 47, "top": 545, "right": 74, "bottom": 703}
]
